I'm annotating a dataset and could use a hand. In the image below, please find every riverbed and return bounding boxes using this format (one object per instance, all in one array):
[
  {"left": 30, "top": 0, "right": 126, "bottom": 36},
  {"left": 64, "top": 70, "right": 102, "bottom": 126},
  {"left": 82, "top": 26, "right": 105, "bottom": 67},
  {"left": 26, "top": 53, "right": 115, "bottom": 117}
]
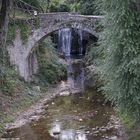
[{"left": 1, "top": 57, "right": 126, "bottom": 140}]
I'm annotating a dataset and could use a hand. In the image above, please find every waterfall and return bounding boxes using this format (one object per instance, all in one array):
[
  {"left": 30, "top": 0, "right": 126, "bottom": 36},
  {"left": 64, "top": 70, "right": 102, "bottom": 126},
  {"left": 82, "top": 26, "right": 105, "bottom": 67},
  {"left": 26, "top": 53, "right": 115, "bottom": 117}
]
[
  {"left": 78, "top": 30, "right": 83, "bottom": 55},
  {"left": 58, "top": 28, "right": 72, "bottom": 56}
]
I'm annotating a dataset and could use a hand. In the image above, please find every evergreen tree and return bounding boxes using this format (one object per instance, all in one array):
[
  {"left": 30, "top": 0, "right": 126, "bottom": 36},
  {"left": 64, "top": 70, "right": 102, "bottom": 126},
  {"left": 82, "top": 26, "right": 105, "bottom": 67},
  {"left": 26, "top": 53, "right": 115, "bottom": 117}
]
[
  {"left": 96, "top": 0, "right": 140, "bottom": 120},
  {"left": 79, "top": 0, "right": 97, "bottom": 15}
]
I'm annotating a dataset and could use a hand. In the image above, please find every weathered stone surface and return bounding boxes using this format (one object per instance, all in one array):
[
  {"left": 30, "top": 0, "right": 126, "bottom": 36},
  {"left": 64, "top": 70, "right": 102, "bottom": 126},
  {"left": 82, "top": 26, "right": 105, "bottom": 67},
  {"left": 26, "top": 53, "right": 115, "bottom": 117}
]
[{"left": 8, "top": 28, "right": 38, "bottom": 81}]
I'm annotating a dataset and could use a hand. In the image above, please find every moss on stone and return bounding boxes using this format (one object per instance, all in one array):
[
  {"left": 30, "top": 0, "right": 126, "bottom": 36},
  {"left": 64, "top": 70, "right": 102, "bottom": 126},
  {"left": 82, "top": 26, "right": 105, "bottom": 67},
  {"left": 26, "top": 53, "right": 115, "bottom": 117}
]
[
  {"left": 18, "top": 23, "right": 30, "bottom": 43},
  {"left": 6, "top": 22, "right": 16, "bottom": 45},
  {"left": 7, "top": 20, "right": 31, "bottom": 45}
]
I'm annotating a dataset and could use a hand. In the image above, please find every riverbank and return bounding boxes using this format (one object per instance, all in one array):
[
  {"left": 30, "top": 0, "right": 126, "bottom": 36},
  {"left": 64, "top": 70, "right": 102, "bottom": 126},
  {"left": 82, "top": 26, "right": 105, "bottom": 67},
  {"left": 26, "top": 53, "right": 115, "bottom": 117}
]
[
  {"left": 2, "top": 87, "right": 127, "bottom": 140},
  {"left": 1, "top": 56, "right": 139, "bottom": 140},
  {"left": 1, "top": 56, "right": 128, "bottom": 140},
  {"left": 0, "top": 82, "right": 65, "bottom": 137},
  {"left": 0, "top": 74, "right": 80, "bottom": 137}
]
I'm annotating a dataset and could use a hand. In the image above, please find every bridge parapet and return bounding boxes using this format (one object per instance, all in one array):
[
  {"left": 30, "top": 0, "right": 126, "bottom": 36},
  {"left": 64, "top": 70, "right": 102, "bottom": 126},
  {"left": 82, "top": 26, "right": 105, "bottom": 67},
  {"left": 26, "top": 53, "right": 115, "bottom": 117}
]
[{"left": 39, "top": 12, "right": 103, "bottom": 29}]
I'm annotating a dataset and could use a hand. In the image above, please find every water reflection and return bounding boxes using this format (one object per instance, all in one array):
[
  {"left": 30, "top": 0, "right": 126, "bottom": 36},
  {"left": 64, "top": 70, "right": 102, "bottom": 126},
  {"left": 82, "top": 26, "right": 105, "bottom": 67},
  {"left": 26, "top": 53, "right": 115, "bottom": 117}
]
[{"left": 49, "top": 121, "right": 87, "bottom": 140}]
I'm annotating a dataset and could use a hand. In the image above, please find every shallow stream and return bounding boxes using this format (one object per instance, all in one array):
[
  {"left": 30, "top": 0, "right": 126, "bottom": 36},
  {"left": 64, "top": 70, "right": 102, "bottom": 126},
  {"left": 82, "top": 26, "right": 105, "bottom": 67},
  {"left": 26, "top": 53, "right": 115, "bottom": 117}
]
[{"left": 2, "top": 57, "right": 126, "bottom": 140}]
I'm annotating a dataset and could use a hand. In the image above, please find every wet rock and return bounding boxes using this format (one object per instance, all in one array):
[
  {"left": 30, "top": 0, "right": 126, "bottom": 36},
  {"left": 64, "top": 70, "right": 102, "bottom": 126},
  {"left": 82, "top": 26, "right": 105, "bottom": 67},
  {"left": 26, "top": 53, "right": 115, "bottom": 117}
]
[
  {"left": 92, "top": 128, "right": 96, "bottom": 131},
  {"left": 73, "top": 110, "right": 78, "bottom": 113},
  {"left": 109, "top": 136, "right": 118, "bottom": 140},
  {"left": 5, "top": 119, "right": 27, "bottom": 130},
  {"left": 60, "top": 91, "right": 70, "bottom": 96},
  {"left": 100, "top": 128, "right": 106, "bottom": 132},
  {"left": 50, "top": 122, "right": 61, "bottom": 136},
  {"left": 76, "top": 130, "right": 87, "bottom": 140},
  {"left": 52, "top": 102, "right": 55, "bottom": 105},
  {"left": 93, "top": 131, "right": 99, "bottom": 134},
  {"left": 79, "top": 119, "right": 83, "bottom": 122},
  {"left": 34, "top": 109, "right": 44, "bottom": 115},
  {"left": 79, "top": 126, "right": 86, "bottom": 129},
  {"left": 60, "top": 130, "right": 76, "bottom": 140},
  {"left": 86, "top": 131, "right": 90, "bottom": 134},
  {"left": 70, "top": 89, "right": 81, "bottom": 94},
  {"left": 30, "top": 115, "right": 40, "bottom": 121}
]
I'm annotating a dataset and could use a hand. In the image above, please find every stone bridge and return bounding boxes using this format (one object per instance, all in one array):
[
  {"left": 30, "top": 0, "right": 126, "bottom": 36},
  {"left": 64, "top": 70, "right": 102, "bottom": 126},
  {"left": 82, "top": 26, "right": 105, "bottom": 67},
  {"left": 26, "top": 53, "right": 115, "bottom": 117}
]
[
  {"left": 9, "top": 12, "right": 103, "bottom": 81},
  {"left": 39, "top": 12, "right": 102, "bottom": 38}
]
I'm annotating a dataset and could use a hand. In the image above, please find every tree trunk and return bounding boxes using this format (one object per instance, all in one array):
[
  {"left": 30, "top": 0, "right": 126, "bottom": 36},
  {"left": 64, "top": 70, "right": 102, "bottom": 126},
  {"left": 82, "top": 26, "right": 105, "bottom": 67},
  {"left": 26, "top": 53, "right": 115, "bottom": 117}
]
[{"left": 0, "top": 0, "right": 12, "bottom": 48}]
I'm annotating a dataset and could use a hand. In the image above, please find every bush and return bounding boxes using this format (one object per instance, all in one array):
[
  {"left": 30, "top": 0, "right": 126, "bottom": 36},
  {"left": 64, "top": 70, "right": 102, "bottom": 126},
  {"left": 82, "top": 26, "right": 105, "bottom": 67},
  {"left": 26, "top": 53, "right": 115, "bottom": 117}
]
[
  {"left": 49, "top": 3, "right": 70, "bottom": 12},
  {"left": 36, "top": 37, "right": 67, "bottom": 85},
  {"left": 0, "top": 66, "right": 18, "bottom": 95}
]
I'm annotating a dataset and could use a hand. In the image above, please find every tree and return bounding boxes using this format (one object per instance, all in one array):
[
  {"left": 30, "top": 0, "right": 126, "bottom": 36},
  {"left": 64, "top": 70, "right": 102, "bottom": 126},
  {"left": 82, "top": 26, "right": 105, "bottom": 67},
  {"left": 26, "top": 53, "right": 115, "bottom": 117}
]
[
  {"left": 96, "top": 0, "right": 140, "bottom": 121},
  {"left": 22, "top": 0, "right": 40, "bottom": 9},
  {"left": 79, "top": 0, "right": 97, "bottom": 15},
  {"left": 37, "top": 0, "right": 50, "bottom": 12},
  {"left": 0, "top": 0, "right": 12, "bottom": 48}
]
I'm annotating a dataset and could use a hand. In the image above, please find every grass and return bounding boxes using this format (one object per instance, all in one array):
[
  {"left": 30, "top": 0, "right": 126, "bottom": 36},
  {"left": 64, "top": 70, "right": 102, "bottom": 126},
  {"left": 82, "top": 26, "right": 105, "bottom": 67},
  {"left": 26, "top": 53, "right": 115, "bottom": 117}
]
[
  {"left": 0, "top": 115, "right": 14, "bottom": 135},
  {"left": 0, "top": 90, "right": 45, "bottom": 136},
  {"left": 10, "top": 9, "right": 31, "bottom": 19},
  {"left": 119, "top": 112, "right": 136, "bottom": 130}
]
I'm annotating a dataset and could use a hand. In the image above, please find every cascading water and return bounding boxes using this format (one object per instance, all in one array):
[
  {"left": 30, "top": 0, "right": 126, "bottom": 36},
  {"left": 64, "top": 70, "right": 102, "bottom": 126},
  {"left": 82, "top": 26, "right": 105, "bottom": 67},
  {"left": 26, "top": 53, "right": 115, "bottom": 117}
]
[
  {"left": 58, "top": 28, "right": 85, "bottom": 92},
  {"left": 58, "top": 28, "right": 72, "bottom": 56},
  {"left": 78, "top": 30, "right": 83, "bottom": 55}
]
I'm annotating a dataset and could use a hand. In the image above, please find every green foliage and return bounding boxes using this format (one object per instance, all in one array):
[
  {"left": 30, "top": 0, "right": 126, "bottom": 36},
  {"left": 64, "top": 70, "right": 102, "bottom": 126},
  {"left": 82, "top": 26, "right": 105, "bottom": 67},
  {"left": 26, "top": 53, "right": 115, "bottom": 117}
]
[
  {"left": 66, "top": 1, "right": 81, "bottom": 12},
  {"left": 6, "top": 22, "right": 16, "bottom": 45},
  {"left": 120, "top": 112, "right": 136, "bottom": 130},
  {"left": 36, "top": 0, "right": 70, "bottom": 12},
  {"left": 21, "top": 0, "right": 99, "bottom": 14},
  {"left": 0, "top": 86, "right": 43, "bottom": 136},
  {"left": 7, "top": 21, "right": 30, "bottom": 45},
  {"left": 95, "top": 0, "right": 140, "bottom": 121},
  {"left": 79, "top": 0, "right": 97, "bottom": 15},
  {"left": 22, "top": 0, "right": 41, "bottom": 9},
  {"left": 22, "top": 0, "right": 98, "bottom": 14},
  {"left": 65, "top": 0, "right": 98, "bottom": 14},
  {"left": 0, "top": 48, "right": 19, "bottom": 95},
  {"left": 0, "top": 66, "right": 19, "bottom": 95},
  {"left": 0, "top": 115, "right": 13, "bottom": 135},
  {"left": 129, "top": 133, "right": 140, "bottom": 140},
  {"left": 10, "top": 9, "right": 32, "bottom": 19},
  {"left": 18, "top": 23, "right": 30, "bottom": 43},
  {"left": 1, "top": 21, "right": 30, "bottom": 95},
  {"left": 49, "top": 3, "right": 70, "bottom": 12},
  {"left": 36, "top": 37, "right": 67, "bottom": 85}
]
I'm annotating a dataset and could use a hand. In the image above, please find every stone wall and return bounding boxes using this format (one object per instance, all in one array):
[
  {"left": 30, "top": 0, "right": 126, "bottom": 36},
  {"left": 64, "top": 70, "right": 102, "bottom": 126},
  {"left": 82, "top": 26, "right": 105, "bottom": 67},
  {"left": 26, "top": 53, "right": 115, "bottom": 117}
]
[{"left": 8, "top": 28, "right": 38, "bottom": 81}]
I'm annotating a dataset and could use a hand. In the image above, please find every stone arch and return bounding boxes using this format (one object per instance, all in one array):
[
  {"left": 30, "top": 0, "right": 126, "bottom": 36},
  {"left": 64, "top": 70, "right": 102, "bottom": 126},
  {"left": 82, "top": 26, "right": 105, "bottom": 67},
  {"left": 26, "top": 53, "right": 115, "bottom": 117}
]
[
  {"left": 8, "top": 13, "right": 102, "bottom": 81},
  {"left": 26, "top": 20, "right": 99, "bottom": 58}
]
